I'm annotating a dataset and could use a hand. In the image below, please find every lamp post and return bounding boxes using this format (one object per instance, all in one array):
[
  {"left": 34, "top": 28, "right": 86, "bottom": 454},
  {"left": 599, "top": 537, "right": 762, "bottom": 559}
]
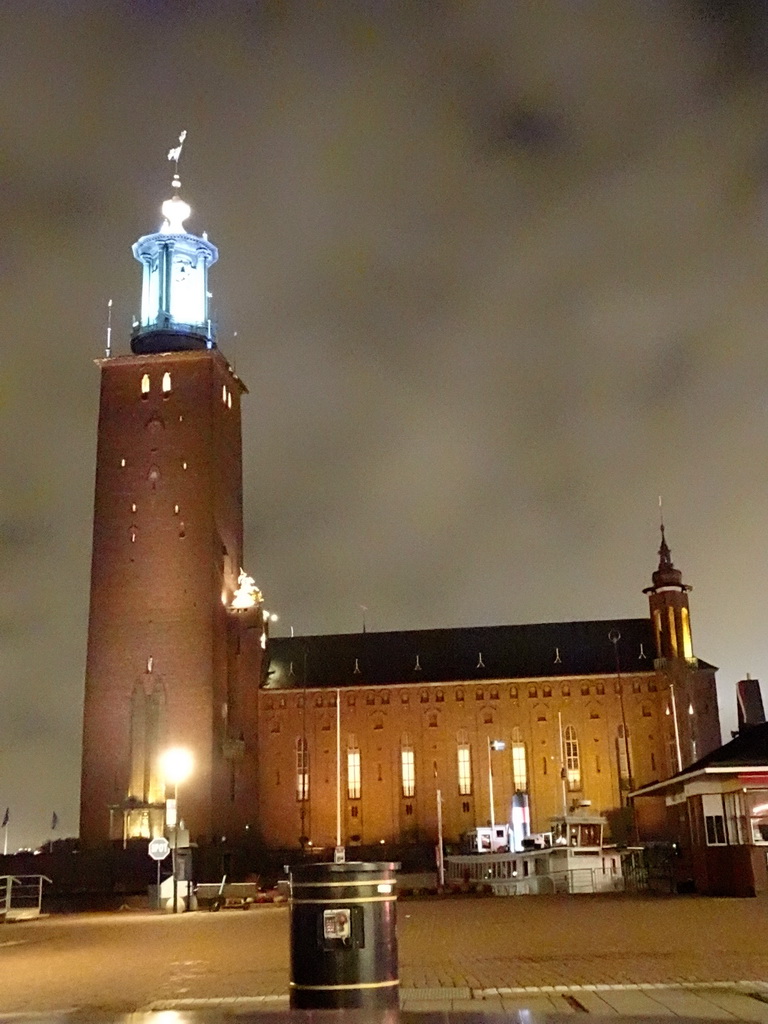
[
  {"left": 487, "top": 738, "right": 506, "bottom": 830},
  {"left": 161, "top": 747, "right": 193, "bottom": 914}
]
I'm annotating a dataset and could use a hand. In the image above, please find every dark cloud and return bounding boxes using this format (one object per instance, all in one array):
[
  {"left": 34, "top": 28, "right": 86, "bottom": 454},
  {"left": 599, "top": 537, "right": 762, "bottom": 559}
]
[{"left": 2, "top": 0, "right": 768, "bottom": 846}]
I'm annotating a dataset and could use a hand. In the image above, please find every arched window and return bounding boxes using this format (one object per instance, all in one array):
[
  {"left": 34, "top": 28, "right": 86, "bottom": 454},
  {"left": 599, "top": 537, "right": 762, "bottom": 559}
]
[
  {"left": 141, "top": 374, "right": 150, "bottom": 396},
  {"left": 511, "top": 726, "right": 527, "bottom": 792},
  {"left": 457, "top": 730, "right": 472, "bottom": 796},
  {"left": 565, "top": 725, "right": 581, "bottom": 791},
  {"left": 296, "top": 737, "right": 309, "bottom": 801},
  {"left": 401, "top": 735, "right": 415, "bottom": 797},
  {"left": 617, "top": 724, "right": 631, "bottom": 789},
  {"left": 347, "top": 735, "right": 361, "bottom": 800},
  {"left": 162, "top": 372, "right": 172, "bottom": 394}
]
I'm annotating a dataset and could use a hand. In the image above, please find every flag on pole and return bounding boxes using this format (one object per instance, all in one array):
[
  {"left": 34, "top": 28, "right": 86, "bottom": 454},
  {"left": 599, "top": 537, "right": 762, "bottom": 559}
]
[
  {"left": 1, "top": 808, "right": 8, "bottom": 828},
  {"left": 50, "top": 812, "right": 58, "bottom": 831}
]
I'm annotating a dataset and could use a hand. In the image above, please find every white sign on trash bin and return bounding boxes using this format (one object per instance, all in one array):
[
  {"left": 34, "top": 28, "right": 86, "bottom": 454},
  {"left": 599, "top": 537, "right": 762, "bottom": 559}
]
[
  {"left": 323, "top": 908, "right": 351, "bottom": 940},
  {"left": 148, "top": 836, "right": 171, "bottom": 861}
]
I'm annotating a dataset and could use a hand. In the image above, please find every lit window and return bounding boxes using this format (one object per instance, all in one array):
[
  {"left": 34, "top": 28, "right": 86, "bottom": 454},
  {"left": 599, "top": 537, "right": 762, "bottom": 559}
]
[
  {"left": 162, "top": 372, "right": 171, "bottom": 394},
  {"left": 130, "top": 527, "right": 136, "bottom": 543},
  {"left": 347, "top": 737, "right": 361, "bottom": 800},
  {"left": 511, "top": 727, "right": 527, "bottom": 791},
  {"left": 457, "top": 730, "right": 472, "bottom": 796},
  {"left": 617, "top": 724, "right": 631, "bottom": 788},
  {"left": 296, "top": 737, "right": 309, "bottom": 801},
  {"left": 131, "top": 503, "right": 137, "bottom": 513},
  {"left": 565, "top": 725, "right": 581, "bottom": 791},
  {"left": 222, "top": 385, "right": 227, "bottom": 404},
  {"left": 182, "top": 461, "right": 187, "bottom": 470},
  {"left": 401, "top": 736, "right": 415, "bottom": 797},
  {"left": 141, "top": 374, "right": 150, "bottom": 396},
  {"left": 681, "top": 607, "right": 693, "bottom": 659},
  {"left": 120, "top": 458, "right": 126, "bottom": 468},
  {"left": 174, "top": 504, "right": 179, "bottom": 515},
  {"left": 227, "top": 392, "right": 232, "bottom": 409}
]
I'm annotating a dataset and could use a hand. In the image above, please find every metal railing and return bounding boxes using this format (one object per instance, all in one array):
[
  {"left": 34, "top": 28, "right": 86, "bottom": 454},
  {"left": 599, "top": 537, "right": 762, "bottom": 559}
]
[{"left": 0, "top": 875, "right": 51, "bottom": 921}]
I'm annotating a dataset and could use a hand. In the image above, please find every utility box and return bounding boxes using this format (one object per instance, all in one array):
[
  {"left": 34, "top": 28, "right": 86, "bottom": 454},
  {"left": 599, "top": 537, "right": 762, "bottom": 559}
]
[{"left": 289, "top": 861, "right": 399, "bottom": 1009}]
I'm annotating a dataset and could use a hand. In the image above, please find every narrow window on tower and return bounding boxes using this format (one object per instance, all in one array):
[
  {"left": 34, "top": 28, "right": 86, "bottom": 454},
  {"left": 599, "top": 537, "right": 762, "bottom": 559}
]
[
  {"left": 227, "top": 391, "right": 232, "bottom": 409},
  {"left": 347, "top": 736, "right": 361, "bottom": 800},
  {"left": 511, "top": 726, "right": 527, "bottom": 792},
  {"left": 296, "top": 737, "right": 309, "bottom": 801},
  {"left": 141, "top": 374, "right": 150, "bottom": 397},
  {"left": 162, "top": 372, "right": 171, "bottom": 395},
  {"left": 457, "top": 730, "right": 472, "bottom": 795},
  {"left": 667, "top": 606, "right": 679, "bottom": 657},
  {"left": 681, "top": 606, "right": 693, "bottom": 659},
  {"left": 565, "top": 725, "right": 581, "bottom": 791},
  {"left": 401, "top": 735, "right": 415, "bottom": 798},
  {"left": 222, "top": 385, "right": 227, "bottom": 404}
]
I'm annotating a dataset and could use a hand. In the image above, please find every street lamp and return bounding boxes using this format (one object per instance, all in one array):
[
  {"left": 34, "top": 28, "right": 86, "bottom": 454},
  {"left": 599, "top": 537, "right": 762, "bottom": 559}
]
[
  {"left": 161, "top": 747, "right": 193, "bottom": 914},
  {"left": 487, "top": 738, "right": 506, "bottom": 830}
]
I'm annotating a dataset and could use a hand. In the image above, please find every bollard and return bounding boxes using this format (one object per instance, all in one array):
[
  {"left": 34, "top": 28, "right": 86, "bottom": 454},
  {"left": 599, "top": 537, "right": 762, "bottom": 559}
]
[{"left": 289, "top": 861, "right": 399, "bottom": 1009}]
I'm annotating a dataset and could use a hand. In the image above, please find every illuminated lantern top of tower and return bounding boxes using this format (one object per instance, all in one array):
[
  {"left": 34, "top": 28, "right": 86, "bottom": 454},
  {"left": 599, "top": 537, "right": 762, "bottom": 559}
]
[{"left": 130, "top": 131, "right": 218, "bottom": 355}]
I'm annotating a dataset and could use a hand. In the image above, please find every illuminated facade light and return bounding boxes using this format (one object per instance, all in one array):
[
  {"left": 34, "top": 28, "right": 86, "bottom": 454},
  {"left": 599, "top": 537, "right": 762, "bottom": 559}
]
[{"left": 231, "top": 570, "right": 263, "bottom": 610}]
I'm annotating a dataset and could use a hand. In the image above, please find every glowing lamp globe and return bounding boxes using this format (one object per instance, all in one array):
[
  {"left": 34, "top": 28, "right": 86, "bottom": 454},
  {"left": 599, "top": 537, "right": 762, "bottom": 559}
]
[
  {"left": 161, "top": 195, "right": 191, "bottom": 233},
  {"left": 161, "top": 747, "right": 194, "bottom": 786}
]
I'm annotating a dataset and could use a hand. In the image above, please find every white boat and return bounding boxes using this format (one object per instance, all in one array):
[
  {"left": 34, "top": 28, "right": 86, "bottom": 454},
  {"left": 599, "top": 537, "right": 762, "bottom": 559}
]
[{"left": 445, "top": 810, "right": 624, "bottom": 895}]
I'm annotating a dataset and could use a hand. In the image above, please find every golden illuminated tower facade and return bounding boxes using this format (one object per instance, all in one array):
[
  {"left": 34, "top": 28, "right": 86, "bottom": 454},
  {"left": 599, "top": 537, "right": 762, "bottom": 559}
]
[
  {"left": 644, "top": 526, "right": 720, "bottom": 771},
  {"left": 80, "top": 169, "right": 265, "bottom": 847}
]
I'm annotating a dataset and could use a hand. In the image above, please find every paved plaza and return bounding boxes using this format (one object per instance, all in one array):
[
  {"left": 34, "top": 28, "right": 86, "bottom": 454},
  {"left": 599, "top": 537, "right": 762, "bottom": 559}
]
[{"left": 1, "top": 894, "right": 768, "bottom": 1019}]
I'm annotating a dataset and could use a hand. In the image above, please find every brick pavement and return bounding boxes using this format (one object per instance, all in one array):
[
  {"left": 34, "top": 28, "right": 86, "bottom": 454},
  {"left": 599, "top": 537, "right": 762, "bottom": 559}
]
[{"left": 1, "top": 894, "right": 767, "bottom": 1017}]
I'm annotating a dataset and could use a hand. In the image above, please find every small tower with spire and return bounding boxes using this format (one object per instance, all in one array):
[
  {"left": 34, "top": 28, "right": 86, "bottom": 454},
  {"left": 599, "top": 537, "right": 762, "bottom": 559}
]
[{"left": 643, "top": 524, "right": 694, "bottom": 663}]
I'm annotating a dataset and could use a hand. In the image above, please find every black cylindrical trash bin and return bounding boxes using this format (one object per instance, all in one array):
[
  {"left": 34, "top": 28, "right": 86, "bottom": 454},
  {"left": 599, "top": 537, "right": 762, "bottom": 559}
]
[{"left": 289, "top": 861, "right": 398, "bottom": 1009}]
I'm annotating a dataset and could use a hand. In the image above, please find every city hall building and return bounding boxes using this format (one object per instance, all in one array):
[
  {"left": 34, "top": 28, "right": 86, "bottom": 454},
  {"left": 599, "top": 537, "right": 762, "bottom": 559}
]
[{"left": 79, "top": 174, "right": 722, "bottom": 854}]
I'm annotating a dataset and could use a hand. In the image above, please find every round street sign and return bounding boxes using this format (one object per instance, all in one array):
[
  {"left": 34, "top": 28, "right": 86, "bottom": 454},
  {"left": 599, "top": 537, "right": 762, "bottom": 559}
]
[{"left": 148, "top": 836, "right": 171, "bottom": 861}]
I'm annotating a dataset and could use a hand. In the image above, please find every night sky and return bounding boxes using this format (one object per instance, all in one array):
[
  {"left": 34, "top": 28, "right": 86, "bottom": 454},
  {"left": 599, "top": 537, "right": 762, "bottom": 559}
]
[{"left": 3, "top": 1, "right": 768, "bottom": 849}]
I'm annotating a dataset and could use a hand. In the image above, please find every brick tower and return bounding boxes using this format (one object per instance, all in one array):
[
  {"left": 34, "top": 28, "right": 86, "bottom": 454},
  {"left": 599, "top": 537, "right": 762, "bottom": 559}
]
[
  {"left": 644, "top": 526, "right": 720, "bottom": 771},
  {"left": 80, "top": 151, "right": 265, "bottom": 847}
]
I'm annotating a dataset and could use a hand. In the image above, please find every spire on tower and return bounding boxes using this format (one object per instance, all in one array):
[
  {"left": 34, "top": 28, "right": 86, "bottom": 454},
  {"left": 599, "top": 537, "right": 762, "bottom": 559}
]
[{"left": 648, "top": 522, "right": 687, "bottom": 591}]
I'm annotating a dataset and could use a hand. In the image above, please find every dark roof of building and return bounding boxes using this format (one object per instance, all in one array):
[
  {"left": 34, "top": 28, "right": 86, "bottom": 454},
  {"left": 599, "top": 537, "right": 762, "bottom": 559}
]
[
  {"left": 631, "top": 720, "right": 768, "bottom": 799},
  {"left": 676, "top": 721, "right": 768, "bottom": 775},
  {"left": 266, "top": 617, "right": 684, "bottom": 690}
]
